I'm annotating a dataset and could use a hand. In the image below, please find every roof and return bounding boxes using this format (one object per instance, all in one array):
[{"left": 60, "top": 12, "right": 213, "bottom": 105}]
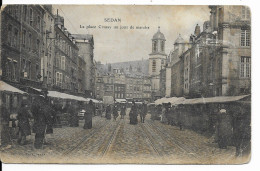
[
  {"left": 115, "top": 99, "right": 127, "bottom": 103},
  {"left": 155, "top": 97, "right": 185, "bottom": 105},
  {"left": 152, "top": 27, "right": 166, "bottom": 40},
  {"left": 174, "top": 34, "right": 185, "bottom": 44},
  {"left": 0, "top": 81, "right": 27, "bottom": 94}
]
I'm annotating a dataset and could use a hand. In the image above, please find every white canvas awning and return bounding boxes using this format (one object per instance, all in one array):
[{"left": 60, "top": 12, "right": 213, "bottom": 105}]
[
  {"left": 154, "top": 97, "right": 186, "bottom": 105},
  {"left": 181, "top": 95, "right": 250, "bottom": 105},
  {"left": 0, "top": 81, "right": 27, "bottom": 94},
  {"left": 115, "top": 99, "right": 127, "bottom": 103},
  {"left": 48, "top": 91, "right": 88, "bottom": 101}
]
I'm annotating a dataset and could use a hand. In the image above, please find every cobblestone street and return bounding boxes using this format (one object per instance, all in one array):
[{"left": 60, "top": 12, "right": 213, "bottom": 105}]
[{"left": 1, "top": 110, "right": 246, "bottom": 164}]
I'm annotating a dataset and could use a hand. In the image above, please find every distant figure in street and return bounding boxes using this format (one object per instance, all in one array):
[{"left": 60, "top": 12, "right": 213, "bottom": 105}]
[
  {"left": 105, "top": 105, "right": 112, "bottom": 120},
  {"left": 68, "top": 101, "right": 79, "bottom": 127},
  {"left": 161, "top": 104, "right": 168, "bottom": 123},
  {"left": 166, "top": 102, "right": 172, "bottom": 125},
  {"left": 140, "top": 102, "right": 147, "bottom": 123},
  {"left": 129, "top": 101, "right": 138, "bottom": 125},
  {"left": 83, "top": 100, "right": 95, "bottom": 129},
  {"left": 113, "top": 104, "right": 119, "bottom": 121},
  {"left": 31, "top": 93, "right": 53, "bottom": 149},
  {"left": 177, "top": 104, "right": 184, "bottom": 130},
  {"left": 17, "top": 100, "right": 33, "bottom": 145},
  {"left": 120, "top": 104, "right": 126, "bottom": 119},
  {"left": 216, "top": 104, "right": 232, "bottom": 149}
]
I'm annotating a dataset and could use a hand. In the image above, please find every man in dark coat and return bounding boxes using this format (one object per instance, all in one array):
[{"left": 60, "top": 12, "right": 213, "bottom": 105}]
[
  {"left": 31, "top": 95, "right": 52, "bottom": 149},
  {"left": 120, "top": 104, "right": 126, "bottom": 119},
  {"left": 105, "top": 105, "right": 112, "bottom": 120},
  {"left": 129, "top": 101, "right": 138, "bottom": 125},
  {"left": 113, "top": 104, "right": 119, "bottom": 121},
  {"left": 83, "top": 100, "right": 95, "bottom": 129},
  {"left": 217, "top": 104, "right": 233, "bottom": 149},
  {"left": 140, "top": 102, "right": 147, "bottom": 123},
  {"left": 17, "top": 100, "right": 33, "bottom": 145}
]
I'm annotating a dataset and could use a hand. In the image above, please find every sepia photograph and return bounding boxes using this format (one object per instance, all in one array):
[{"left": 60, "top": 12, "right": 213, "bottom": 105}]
[{"left": 0, "top": 4, "right": 251, "bottom": 164}]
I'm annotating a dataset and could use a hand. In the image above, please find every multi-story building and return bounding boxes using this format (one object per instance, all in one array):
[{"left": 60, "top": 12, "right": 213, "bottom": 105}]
[
  {"left": 168, "top": 5, "right": 251, "bottom": 98},
  {"left": 41, "top": 5, "right": 55, "bottom": 89},
  {"left": 113, "top": 68, "right": 126, "bottom": 99},
  {"left": 53, "top": 14, "right": 79, "bottom": 94},
  {"left": 77, "top": 55, "right": 86, "bottom": 96},
  {"left": 72, "top": 34, "right": 95, "bottom": 97},
  {"left": 1, "top": 5, "right": 45, "bottom": 90}
]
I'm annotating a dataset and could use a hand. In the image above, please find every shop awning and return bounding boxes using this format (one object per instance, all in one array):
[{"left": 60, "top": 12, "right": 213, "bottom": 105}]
[
  {"left": 0, "top": 81, "right": 27, "bottom": 94},
  {"left": 155, "top": 97, "right": 186, "bottom": 105},
  {"left": 115, "top": 99, "right": 127, "bottom": 103},
  {"left": 181, "top": 95, "right": 250, "bottom": 105},
  {"left": 48, "top": 91, "right": 88, "bottom": 101}
]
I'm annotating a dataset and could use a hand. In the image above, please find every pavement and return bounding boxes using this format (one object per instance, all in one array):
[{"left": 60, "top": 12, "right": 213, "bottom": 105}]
[{"left": 0, "top": 110, "right": 250, "bottom": 164}]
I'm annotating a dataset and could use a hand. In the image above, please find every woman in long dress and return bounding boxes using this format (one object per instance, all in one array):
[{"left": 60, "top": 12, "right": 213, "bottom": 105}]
[
  {"left": 129, "top": 101, "right": 138, "bottom": 125},
  {"left": 83, "top": 100, "right": 95, "bottom": 129}
]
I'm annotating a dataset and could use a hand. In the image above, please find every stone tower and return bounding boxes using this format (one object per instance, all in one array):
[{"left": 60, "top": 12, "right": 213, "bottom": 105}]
[{"left": 149, "top": 27, "right": 167, "bottom": 97}]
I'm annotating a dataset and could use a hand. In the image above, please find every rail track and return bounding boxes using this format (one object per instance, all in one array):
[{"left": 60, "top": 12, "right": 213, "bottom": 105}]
[
  {"left": 145, "top": 120, "right": 202, "bottom": 161},
  {"left": 100, "top": 120, "right": 122, "bottom": 158},
  {"left": 139, "top": 123, "right": 162, "bottom": 157},
  {"left": 63, "top": 120, "right": 112, "bottom": 156}
]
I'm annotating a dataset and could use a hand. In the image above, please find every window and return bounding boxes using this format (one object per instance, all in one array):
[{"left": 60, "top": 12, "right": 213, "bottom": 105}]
[
  {"left": 27, "top": 61, "right": 31, "bottom": 79},
  {"left": 153, "top": 41, "right": 157, "bottom": 52},
  {"left": 161, "top": 41, "right": 164, "bottom": 52},
  {"left": 37, "top": 39, "right": 40, "bottom": 55},
  {"left": 28, "top": 33, "right": 32, "bottom": 50},
  {"left": 152, "top": 60, "right": 156, "bottom": 72},
  {"left": 242, "top": 6, "right": 250, "bottom": 20},
  {"left": 22, "top": 30, "right": 26, "bottom": 45},
  {"left": 7, "top": 25, "right": 12, "bottom": 45},
  {"left": 240, "top": 56, "right": 251, "bottom": 78},
  {"left": 37, "top": 16, "right": 41, "bottom": 29},
  {"left": 13, "top": 28, "right": 18, "bottom": 48},
  {"left": 23, "top": 6, "right": 27, "bottom": 22},
  {"left": 61, "top": 56, "right": 65, "bottom": 70},
  {"left": 29, "top": 8, "right": 33, "bottom": 26},
  {"left": 241, "top": 30, "right": 250, "bottom": 47}
]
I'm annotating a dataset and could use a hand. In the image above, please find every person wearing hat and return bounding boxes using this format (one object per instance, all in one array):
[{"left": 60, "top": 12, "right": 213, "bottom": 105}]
[
  {"left": 129, "top": 101, "right": 138, "bottom": 125},
  {"left": 83, "top": 100, "right": 95, "bottom": 129},
  {"left": 140, "top": 101, "right": 148, "bottom": 123},
  {"left": 113, "top": 104, "right": 119, "bottom": 121},
  {"left": 17, "top": 100, "right": 33, "bottom": 145},
  {"left": 120, "top": 103, "right": 126, "bottom": 119}
]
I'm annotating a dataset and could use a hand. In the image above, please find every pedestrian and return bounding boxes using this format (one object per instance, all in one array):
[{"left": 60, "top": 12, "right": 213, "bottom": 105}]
[
  {"left": 83, "top": 100, "right": 95, "bottom": 129},
  {"left": 17, "top": 100, "right": 33, "bottom": 145},
  {"left": 105, "top": 105, "right": 112, "bottom": 120},
  {"left": 31, "top": 94, "right": 52, "bottom": 149},
  {"left": 129, "top": 101, "right": 138, "bottom": 125},
  {"left": 177, "top": 104, "right": 184, "bottom": 130},
  {"left": 161, "top": 104, "right": 168, "bottom": 123},
  {"left": 216, "top": 103, "right": 233, "bottom": 149},
  {"left": 120, "top": 104, "right": 126, "bottom": 119},
  {"left": 68, "top": 101, "right": 79, "bottom": 127},
  {"left": 140, "top": 102, "right": 147, "bottom": 123},
  {"left": 165, "top": 102, "right": 171, "bottom": 125},
  {"left": 113, "top": 104, "right": 119, "bottom": 121}
]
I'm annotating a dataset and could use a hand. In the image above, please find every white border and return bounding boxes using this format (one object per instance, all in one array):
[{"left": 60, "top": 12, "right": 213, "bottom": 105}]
[{"left": 2, "top": 0, "right": 259, "bottom": 171}]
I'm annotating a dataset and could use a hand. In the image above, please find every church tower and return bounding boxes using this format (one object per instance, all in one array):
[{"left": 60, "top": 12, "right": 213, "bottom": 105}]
[{"left": 149, "top": 27, "right": 167, "bottom": 97}]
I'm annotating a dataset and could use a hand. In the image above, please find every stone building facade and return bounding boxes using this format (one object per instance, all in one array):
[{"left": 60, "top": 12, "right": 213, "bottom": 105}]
[{"left": 1, "top": 5, "right": 45, "bottom": 90}]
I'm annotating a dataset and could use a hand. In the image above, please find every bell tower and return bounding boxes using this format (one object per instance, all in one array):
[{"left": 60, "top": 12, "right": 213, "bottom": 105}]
[{"left": 149, "top": 27, "right": 167, "bottom": 97}]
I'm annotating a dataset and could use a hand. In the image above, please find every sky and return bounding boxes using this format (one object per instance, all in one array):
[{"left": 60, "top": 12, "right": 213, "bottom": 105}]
[{"left": 53, "top": 5, "right": 210, "bottom": 64}]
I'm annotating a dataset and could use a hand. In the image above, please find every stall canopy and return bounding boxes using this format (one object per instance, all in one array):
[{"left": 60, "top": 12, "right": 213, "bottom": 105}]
[
  {"left": 0, "top": 81, "right": 27, "bottom": 94},
  {"left": 115, "top": 99, "right": 127, "bottom": 103},
  {"left": 154, "top": 97, "right": 186, "bottom": 105},
  {"left": 48, "top": 91, "right": 88, "bottom": 102},
  {"left": 181, "top": 94, "right": 250, "bottom": 105},
  {"left": 154, "top": 95, "right": 250, "bottom": 106}
]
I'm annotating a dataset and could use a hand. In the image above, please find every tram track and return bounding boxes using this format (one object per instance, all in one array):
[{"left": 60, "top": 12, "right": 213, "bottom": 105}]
[
  {"left": 139, "top": 123, "right": 162, "bottom": 157},
  {"left": 63, "top": 119, "right": 112, "bottom": 156},
  {"left": 100, "top": 120, "right": 122, "bottom": 158},
  {"left": 146, "top": 120, "right": 202, "bottom": 161}
]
